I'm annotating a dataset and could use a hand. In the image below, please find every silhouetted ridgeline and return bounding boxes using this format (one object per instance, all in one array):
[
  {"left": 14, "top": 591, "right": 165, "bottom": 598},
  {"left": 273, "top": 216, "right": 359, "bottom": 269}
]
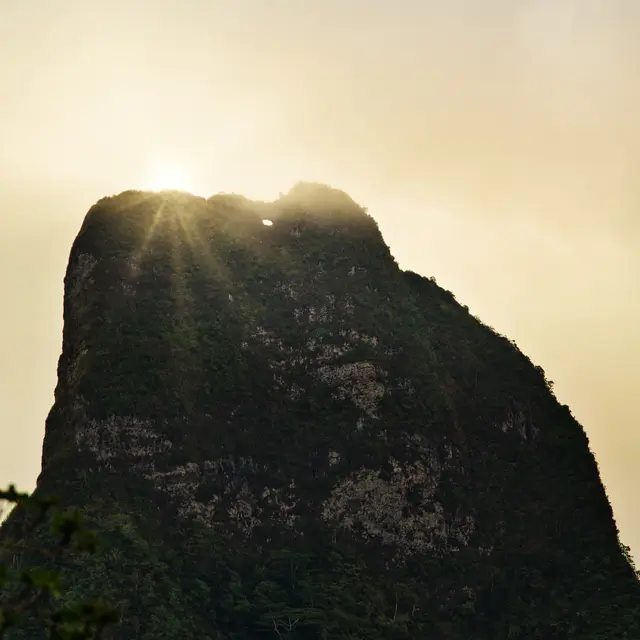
[{"left": 2, "top": 182, "right": 639, "bottom": 638}]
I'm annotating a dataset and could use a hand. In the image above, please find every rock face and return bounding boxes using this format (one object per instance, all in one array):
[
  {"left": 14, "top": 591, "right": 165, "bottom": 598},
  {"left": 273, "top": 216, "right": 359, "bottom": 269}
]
[{"left": 3, "top": 183, "right": 639, "bottom": 638}]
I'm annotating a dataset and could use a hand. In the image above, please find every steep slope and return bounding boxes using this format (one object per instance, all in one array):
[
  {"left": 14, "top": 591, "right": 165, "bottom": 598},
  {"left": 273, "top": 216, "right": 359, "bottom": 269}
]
[{"left": 2, "top": 183, "right": 639, "bottom": 639}]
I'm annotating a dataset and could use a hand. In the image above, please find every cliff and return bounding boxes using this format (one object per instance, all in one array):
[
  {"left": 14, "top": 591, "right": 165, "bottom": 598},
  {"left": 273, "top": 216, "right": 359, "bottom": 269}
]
[{"left": 2, "top": 183, "right": 639, "bottom": 638}]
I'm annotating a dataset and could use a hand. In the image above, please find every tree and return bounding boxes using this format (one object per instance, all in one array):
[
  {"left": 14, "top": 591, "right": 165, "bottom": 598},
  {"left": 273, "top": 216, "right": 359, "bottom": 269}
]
[{"left": 0, "top": 485, "right": 118, "bottom": 639}]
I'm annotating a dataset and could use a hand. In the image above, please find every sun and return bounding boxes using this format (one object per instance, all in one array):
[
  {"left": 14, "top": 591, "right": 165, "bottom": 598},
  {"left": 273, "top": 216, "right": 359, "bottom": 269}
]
[{"left": 142, "top": 162, "right": 195, "bottom": 194}]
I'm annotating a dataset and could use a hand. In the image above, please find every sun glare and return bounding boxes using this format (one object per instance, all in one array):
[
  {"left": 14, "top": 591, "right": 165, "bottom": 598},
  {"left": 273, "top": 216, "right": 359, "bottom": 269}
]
[{"left": 143, "top": 163, "right": 195, "bottom": 194}]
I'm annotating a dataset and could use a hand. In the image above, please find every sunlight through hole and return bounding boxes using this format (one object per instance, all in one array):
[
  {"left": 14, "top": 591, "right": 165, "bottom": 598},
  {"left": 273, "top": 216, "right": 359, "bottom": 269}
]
[{"left": 262, "top": 219, "right": 273, "bottom": 226}]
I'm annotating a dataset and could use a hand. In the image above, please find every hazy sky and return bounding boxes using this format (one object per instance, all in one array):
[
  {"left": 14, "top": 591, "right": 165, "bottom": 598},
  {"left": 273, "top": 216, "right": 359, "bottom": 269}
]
[{"left": 0, "top": 0, "right": 638, "bottom": 558}]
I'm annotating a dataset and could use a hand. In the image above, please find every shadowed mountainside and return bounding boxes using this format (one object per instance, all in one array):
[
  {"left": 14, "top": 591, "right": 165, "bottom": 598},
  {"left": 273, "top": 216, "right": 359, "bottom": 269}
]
[{"left": 2, "top": 183, "right": 639, "bottom": 639}]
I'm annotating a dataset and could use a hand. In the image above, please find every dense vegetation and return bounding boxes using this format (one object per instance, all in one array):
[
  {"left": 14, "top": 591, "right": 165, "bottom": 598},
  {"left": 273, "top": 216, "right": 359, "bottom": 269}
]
[
  {"left": 2, "top": 184, "right": 638, "bottom": 638},
  {"left": 0, "top": 485, "right": 117, "bottom": 638}
]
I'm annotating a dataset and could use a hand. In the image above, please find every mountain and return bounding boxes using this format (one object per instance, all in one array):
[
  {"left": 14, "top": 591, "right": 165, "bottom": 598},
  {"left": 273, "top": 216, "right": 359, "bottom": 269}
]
[{"left": 2, "top": 183, "right": 639, "bottom": 639}]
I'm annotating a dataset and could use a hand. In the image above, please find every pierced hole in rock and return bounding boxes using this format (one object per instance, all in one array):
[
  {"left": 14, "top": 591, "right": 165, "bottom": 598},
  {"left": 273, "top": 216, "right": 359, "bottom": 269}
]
[{"left": 262, "top": 219, "right": 273, "bottom": 226}]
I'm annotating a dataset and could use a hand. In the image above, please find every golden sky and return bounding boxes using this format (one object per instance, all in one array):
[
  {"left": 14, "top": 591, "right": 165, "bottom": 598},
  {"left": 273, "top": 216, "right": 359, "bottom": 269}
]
[{"left": 0, "top": 1, "right": 638, "bottom": 558}]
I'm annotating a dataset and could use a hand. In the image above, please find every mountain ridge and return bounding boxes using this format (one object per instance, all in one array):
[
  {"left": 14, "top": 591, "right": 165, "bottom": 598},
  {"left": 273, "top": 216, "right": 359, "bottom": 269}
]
[{"left": 2, "top": 182, "right": 639, "bottom": 639}]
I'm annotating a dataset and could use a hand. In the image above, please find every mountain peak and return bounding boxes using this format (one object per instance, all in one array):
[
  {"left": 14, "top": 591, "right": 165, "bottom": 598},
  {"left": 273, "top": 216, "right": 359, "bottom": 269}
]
[{"left": 3, "top": 184, "right": 639, "bottom": 639}]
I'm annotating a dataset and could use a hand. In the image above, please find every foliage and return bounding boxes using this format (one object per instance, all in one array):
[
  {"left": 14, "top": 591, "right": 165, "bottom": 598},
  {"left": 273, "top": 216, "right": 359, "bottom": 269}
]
[{"left": 0, "top": 486, "right": 117, "bottom": 639}]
